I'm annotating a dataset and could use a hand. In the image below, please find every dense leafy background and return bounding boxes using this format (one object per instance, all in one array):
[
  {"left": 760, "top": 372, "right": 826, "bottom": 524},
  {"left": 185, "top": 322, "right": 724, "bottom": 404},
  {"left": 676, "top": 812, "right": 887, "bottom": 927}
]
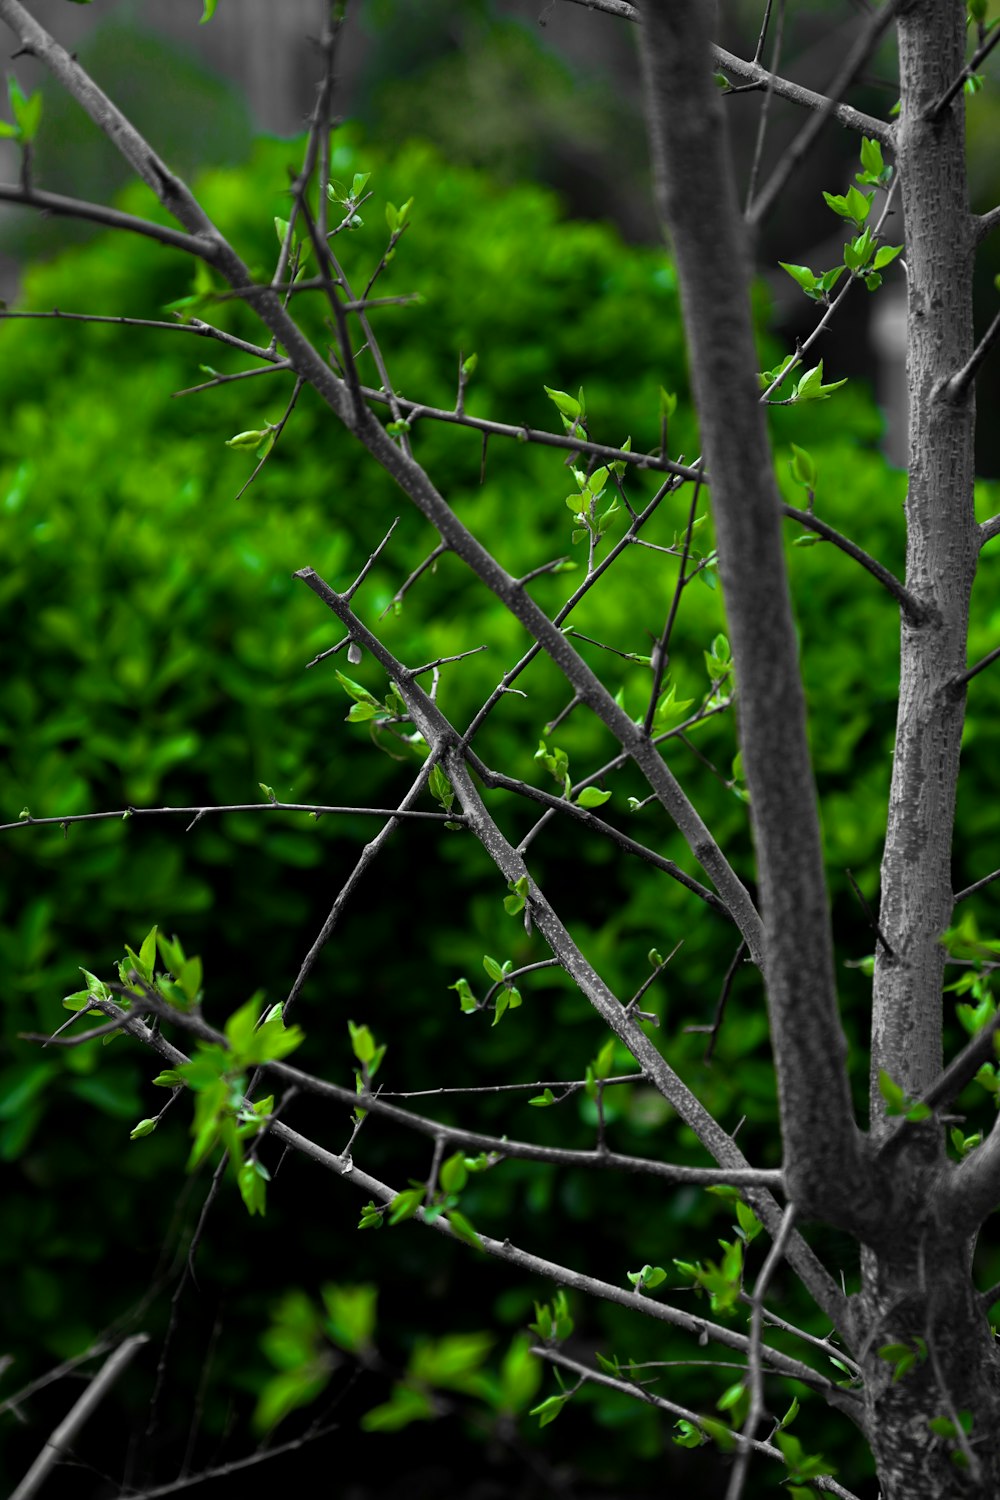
[{"left": 2, "top": 121, "right": 1000, "bottom": 1499}]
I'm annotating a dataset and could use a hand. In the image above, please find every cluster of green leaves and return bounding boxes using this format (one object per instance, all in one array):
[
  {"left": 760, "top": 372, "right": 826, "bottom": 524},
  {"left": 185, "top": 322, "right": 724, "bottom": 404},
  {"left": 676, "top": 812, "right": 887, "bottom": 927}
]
[
  {"left": 69, "top": 928, "right": 303, "bottom": 1215},
  {"left": 0, "top": 73, "right": 42, "bottom": 146},
  {"left": 256, "top": 1277, "right": 543, "bottom": 1441}
]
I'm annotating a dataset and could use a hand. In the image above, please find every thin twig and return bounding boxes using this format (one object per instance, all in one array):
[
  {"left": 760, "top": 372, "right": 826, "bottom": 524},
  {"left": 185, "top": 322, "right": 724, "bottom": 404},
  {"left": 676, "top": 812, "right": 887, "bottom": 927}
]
[
  {"left": 0, "top": 802, "right": 461, "bottom": 836},
  {"left": 726, "top": 1204, "right": 798, "bottom": 1500},
  {"left": 955, "top": 866, "right": 1000, "bottom": 904},
  {"left": 781, "top": 504, "right": 924, "bottom": 624},
  {"left": 925, "top": 22, "right": 1000, "bottom": 119},
  {"left": 845, "top": 868, "right": 895, "bottom": 957},
  {"left": 550, "top": 1, "right": 891, "bottom": 142},
  {"left": 531, "top": 1346, "right": 860, "bottom": 1493},
  {"left": 747, "top": 0, "right": 902, "bottom": 227},
  {"left": 685, "top": 940, "right": 748, "bottom": 1063},
  {"left": 952, "top": 641, "right": 1000, "bottom": 692},
  {"left": 745, "top": 0, "right": 786, "bottom": 213}
]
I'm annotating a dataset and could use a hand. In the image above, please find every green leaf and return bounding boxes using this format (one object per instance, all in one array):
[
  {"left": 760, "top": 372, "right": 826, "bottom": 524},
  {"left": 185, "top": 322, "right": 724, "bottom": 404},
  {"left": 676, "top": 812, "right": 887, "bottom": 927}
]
[
  {"left": 823, "top": 184, "right": 874, "bottom": 225},
  {"left": 428, "top": 763, "right": 454, "bottom": 812},
  {"left": 225, "top": 428, "right": 269, "bottom": 450},
  {"left": 575, "top": 786, "right": 612, "bottom": 809},
  {"left": 461, "top": 352, "right": 478, "bottom": 377},
  {"left": 225, "top": 994, "right": 262, "bottom": 1056},
  {"left": 348, "top": 1019, "right": 385, "bottom": 1075},
  {"left": 793, "top": 360, "right": 848, "bottom": 403},
  {"left": 503, "top": 875, "right": 529, "bottom": 916},
  {"left": 779, "top": 1396, "right": 801, "bottom": 1430},
  {"left": 388, "top": 1187, "right": 424, "bottom": 1225},
  {"left": 529, "top": 1087, "right": 556, "bottom": 1107},
  {"left": 129, "top": 1117, "right": 157, "bottom": 1140},
  {"left": 543, "top": 385, "right": 581, "bottom": 422},
  {"left": 790, "top": 443, "right": 817, "bottom": 490},
  {"left": 450, "top": 976, "right": 479, "bottom": 1014},
  {"left": 779, "top": 262, "right": 819, "bottom": 296},
  {"left": 440, "top": 1151, "right": 468, "bottom": 1194},
  {"left": 530, "top": 1393, "right": 569, "bottom": 1427},
  {"left": 447, "top": 1209, "right": 484, "bottom": 1251},
  {"left": 321, "top": 1282, "right": 377, "bottom": 1353},
  {"left": 200, "top": 0, "right": 219, "bottom": 20},
  {"left": 498, "top": 1334, "right": 543, "bottom": 1411},
  {"left": 361, "top": 1383, "right": 435, "bottom": 1431},
  {"left": 483, "top": 954, "right": 505, "bottom": 983},
  {"left": 247, "top": 1009, "right": 304, "bottom": 1065},
  {"left": 873, "top": 243, "right": 903, "bottom": 271},
  {"left": 673, "top": 1419, "right": 707, "bottom": 1448},
  {"left": 9, "top": 82, "right": 42, "bottom": 143},
  {"left": 237, "top": 1158, "right": 269, "bottom": 1216},
  {"left": 334, "top": 671, "right": 380, "bottom": 707},
  {"left": 151, "top": 1070, "right": 182, "bottom": 1087}
]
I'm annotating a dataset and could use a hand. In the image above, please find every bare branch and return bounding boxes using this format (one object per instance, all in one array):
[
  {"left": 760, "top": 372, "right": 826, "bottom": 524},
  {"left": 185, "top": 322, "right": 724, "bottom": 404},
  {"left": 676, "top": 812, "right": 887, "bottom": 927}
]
[
  {"left": 955, "top": 867, "right": 1000, "bottom": 904},
  {"left": 0, "top": 802, "right": 461, "bottom": 836},
  {"left": 782, "top": 504, "right": 926, "bottom": 624},
  {"left": 0, "top": 182, "right": 212, "bottom": 257},
  {"left": 979, "top": 513, "right": 1000, "bottom": 547},
  {"left": 553, "top": 0, "right": 893, "bottom": 142},
  {"left": 941, "top": 308, "right": 1000, "bottom": 405},
  {"left": 747, "top": 1, "right": 902, "bottom": 226},
  {"left": 925, "top": 22, "right": 1000, "bottom": 121},
  {"left": 978, "top": 203, "right": 1000, "bottom": 244},
  {"left": 10, "top": 1335, "right": 149, "bottom": 1500},
  {"left": 951, "top": 641, "right": 1000, "bottom": 692}
]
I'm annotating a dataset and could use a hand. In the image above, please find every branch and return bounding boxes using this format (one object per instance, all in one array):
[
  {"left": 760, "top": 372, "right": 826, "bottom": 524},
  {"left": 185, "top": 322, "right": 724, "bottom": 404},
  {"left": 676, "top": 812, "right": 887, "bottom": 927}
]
[
  {"left": 357, "top": 384, "right": 702, "bottom": 483},
  {"left": 977, "top": 204, "right": 1000, "bottom": 244},
  {"left": 9, "top": 1335, "right": 149, "bottom": 1500},
  {"left": 74, "top": 994, "right": 841, "bottom": 1392},
  {"left": 925, "top": 22, "right": 1000, "bottom": 121},
  {"left": 933, "top": 1111, "right": 1000, "bottom": 1234},
  {"left": 465, "top": 761, "right": 734, "bottom": 922},
  {"left": 0, "top": 802, "right": 463, "bottom": 836},
  {"left": 979, "top": 514, "right": 1000, "bottom": 548},
  {"left": 915, "top": 1010, "right": 1000, "bottom": 1115},
  {"left": 955, "top": 867, "right": 1000, "bottom": 904},
  {"left": 553, "top": 0, "right": 892, "bottom": 143},
  {"left": 747, "top": 1, "right": 902, "bottom": 227},
  {"left": 291, "top": 570, "right": 849, "bottom": 1330},
  {"left": 106, "top": 1425, "right": 340, "bottom": 1500},
  {"left": 531, "top": 1348, "right": 861, "bottom": 1492},
  {"left": 0, "top": 308, "right": 283, "bottom": 365},
  {"left": 638, "top": 3, "right": 872, "bottom": 1230},
  {"left": 781, "top": 504, "right": 926, "bottom": 624},
  {"left": 941, "top": 308, "right": 1000, "bottom": 405},
  {"left": 951, "top": 642, "right": 1000, "bottom": 692},
  {"left": 0, "top": 182, "right": 212, "bottom": 257}
]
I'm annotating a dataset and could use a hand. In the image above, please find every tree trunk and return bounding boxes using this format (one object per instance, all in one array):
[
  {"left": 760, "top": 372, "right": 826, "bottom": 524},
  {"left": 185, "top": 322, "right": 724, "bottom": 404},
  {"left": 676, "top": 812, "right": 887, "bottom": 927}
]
[{"left": 859, "top": 1, "right": 1000, "bottom": 1494}]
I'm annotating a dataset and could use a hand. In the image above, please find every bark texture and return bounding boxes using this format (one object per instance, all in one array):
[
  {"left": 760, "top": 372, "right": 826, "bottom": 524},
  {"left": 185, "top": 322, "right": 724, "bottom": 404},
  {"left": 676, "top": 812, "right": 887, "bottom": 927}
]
[{"left": 637, "top": 1, "right": 873, "bottom": 1229}]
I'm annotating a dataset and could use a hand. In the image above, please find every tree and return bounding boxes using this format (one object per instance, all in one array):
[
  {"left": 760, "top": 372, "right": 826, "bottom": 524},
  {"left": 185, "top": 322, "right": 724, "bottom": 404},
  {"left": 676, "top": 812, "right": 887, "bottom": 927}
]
[{"left": 2, "top": 1, "right": 1000, "bottom": 1497}]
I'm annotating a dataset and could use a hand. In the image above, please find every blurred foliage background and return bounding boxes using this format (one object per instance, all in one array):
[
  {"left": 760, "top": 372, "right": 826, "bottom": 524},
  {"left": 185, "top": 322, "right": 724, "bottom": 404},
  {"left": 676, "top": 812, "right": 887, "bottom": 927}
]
[{"left": 2, "top": 3, "right": 1000, "bottom": 1498}]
